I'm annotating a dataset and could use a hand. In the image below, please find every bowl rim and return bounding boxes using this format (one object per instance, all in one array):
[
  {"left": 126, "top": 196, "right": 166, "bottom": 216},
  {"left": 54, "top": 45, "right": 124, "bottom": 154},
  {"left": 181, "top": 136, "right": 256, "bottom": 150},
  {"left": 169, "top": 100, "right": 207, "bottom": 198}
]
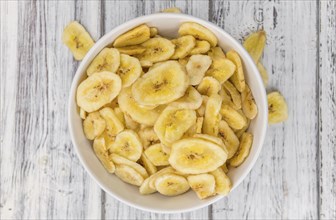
[{"left": 68, "top": 12, "right": 268, "bottom": 213}]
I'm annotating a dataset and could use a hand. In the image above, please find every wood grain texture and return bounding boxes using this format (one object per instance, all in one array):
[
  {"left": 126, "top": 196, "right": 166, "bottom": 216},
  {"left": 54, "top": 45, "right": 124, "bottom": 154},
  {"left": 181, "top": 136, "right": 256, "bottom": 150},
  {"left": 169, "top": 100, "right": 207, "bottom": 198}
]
[
  {"left": 319, "top": 1, "right": 336, "bottom": 219},
  {"left": 0, "top": 0, "right": 335, "bottom": 219},
  {"left": 210, "top": 2, "right": 319, "bottom": 219}
]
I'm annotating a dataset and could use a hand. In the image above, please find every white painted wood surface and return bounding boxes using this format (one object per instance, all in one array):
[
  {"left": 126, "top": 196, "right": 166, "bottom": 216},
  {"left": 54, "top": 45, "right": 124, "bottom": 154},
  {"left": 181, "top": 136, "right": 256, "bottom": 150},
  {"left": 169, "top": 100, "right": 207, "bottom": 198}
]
[{"left": 0, "top": 1, "right": 335, "bottom": 219}]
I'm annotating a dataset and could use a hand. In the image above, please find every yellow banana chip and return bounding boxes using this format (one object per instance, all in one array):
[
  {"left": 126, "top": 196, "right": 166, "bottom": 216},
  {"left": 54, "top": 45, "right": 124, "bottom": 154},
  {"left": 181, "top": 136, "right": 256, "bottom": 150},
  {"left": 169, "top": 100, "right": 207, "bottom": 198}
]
[{"left": 243, "top": 30, "right": 266, "bottom": 63}]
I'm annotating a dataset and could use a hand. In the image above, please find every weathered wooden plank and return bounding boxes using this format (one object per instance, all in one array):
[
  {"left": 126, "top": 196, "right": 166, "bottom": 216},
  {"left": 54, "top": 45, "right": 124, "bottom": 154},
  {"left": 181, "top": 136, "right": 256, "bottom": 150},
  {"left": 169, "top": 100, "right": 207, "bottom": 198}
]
[
  {"left": 0, "top": 1, "right": 20, "bottom": 218},
  {"left": 319, "top": 1, "right": 336, "bottom": 219},
  {"left": 210, "top": 1, "right": 319, "bottom": 219},
  {"left": 44, "top": 1, "right": 103, "bottom": 219},
  {"left": 0, "top": 1, "right": 103, "bottom": 219}
]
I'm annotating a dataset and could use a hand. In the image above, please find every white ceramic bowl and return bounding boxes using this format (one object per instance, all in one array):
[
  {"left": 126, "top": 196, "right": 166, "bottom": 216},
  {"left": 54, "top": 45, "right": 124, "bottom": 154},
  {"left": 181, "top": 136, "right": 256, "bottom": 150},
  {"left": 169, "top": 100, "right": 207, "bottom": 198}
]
[{"left": 68, "top": 13, "right": 268, "bottom": 213}]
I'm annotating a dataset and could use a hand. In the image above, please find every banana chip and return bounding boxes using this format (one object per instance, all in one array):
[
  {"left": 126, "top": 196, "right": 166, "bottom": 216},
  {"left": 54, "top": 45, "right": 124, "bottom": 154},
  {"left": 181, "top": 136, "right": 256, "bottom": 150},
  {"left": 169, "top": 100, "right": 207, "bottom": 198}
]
[
  {"left": 210, "top": 168, "right": 231, "bottom": 195},
  {"left": 149, "top": 27, "right": 158, "bottom": 37},
  {"left": 228, "top": 132, "right": 253, "bottom": 167},
  {"left": 171, "top": 35, "right": 196, "bottom": 59},
  {"left": 227, "top": 50, "right": 245, "bottom": 92},
  {"left": 77, "top": 72, "right": 122, "bottom": 112},
  {"left": 179, "top": 22, "right": 217, "bottom": 47},
  {"left": 197, "top": 76, "right": 221, "bottom": 96},
  {"left": 83, "top": 112, "right": 106, "bottom": 140},
  {"left": 243, "top": 30, "right": 266, "bottom": 63},
  {"left": 115, "top": 164, "right": 144, "bottom": 186},
  {"left": 186, "top": 55, "right": 212, "bottom": 85},
  {"left": 189, "top": 40, "right": 211, "bottom": 55},
  {"left": 113, "top": 24, "right": 150, "bottom": 47},
  {"left": 187, "top": 174, "right": 216, "bottom": 199},
  {"left": 62, "top": 21, "right": 94, "bottom": 60},
  {"left": 87, "top": 48, "right": 120, "bottom": 76},
  {"left": 109, "top": 130, "right": 143, "bottom": 161},
  {"left": 267, "top": 91, "right": 288, "bottom": 124},
  {"left": 116, "top": 45, "right": 146, "bottom": 56},
  {"left": 162, "top": 7, "right": 182, "bottom": 13},
  {"left": 220, "top": 104, "right": 247, "bottom": 130}
]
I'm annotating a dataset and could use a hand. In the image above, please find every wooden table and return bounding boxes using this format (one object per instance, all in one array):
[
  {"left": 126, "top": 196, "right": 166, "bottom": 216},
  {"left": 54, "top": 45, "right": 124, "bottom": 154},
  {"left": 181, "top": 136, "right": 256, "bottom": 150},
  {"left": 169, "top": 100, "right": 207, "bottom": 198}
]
[{"left": 1, "top": 1, "right": 335, "bottom": 219}]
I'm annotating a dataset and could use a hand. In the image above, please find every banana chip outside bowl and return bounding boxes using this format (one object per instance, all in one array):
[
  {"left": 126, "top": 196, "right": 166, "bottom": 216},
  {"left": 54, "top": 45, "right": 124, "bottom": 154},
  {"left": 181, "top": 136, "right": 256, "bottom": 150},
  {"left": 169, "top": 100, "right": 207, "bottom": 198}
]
[{"left": 68, "top": 13, "right": 268, "bottom": 213}]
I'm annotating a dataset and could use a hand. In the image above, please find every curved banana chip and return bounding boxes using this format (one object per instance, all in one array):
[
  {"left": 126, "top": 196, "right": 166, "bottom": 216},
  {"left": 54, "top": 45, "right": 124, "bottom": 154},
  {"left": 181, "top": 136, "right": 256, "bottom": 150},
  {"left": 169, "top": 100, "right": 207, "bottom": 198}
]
[
  {"left": 218, "top": 120, "right": 239, "bottom": 159},
  {"left": 241, "top": 84, "right": 258, "bottom": 119},
  {"left": 93, "top": 136, "right": 115, "bottom": 173},
  {"left": 118, "top": 87, "right": 161, "bottom": 126},
  {"left": 189, "top": 40, "right": 211, "bottom": 55},
  {"left": 79, "top": 108, "right": 87, "bottom": 119},
  {"left": 196, "top": 96, "right": 208, "bottom": 116},
  {"left": 203, "top": 94, "right": 222, "bottom": 136},
  {"left": 169, "top": 138, "right": 227, "bottom": 174},
  {"left": 187, "top": 174, "right": 216, "bottom": 199},
  {"left": 139, "top": 177, "right": 157, "bottom": 195},
  {"left": 83, "top": 112, "right": 106, "bottom": 140},
  {"left": 116, "top": 54, "right": 142, "bottom": 88},
  {"left": 243, "top": 30, "right": 266, "bottom": 63},
  {"left": 62, "top": 21, "right": 94, "bottom": 60},
  {"left": 179, "top": 22, "right": 217, "bottom": 47},
  {"left": 77, "top": 71, "right": 122, "bottom": 112},
  {"left": 154, "top": 106, "right": 196, "bottom": 145},
  {"left": 139, "top": 60, "right": 153, "bottom": 68},
  {"left": 186, "top": 55, "right": 212, "bottom": 85},
  {"left": 170, "top": 86, "right": 202, "bottom": 110},
  {"left": 208, "top": 47, "right": 226, "bottom": 60},
  {"left": 104, "top": 98, "right": 119, "bottom": 109},
  {"left": 113, "top": 24, "right": 150, "bottom": 47},
  {"left": 195, "top": 117, "right": 204, "bottom": 134},
  {"left": 197, "top": 76, "right": 221, "bottom": 96},
  {"left": 206, "top": 56, "right": 236, "bottom": 84},
  {"left": 137, "top": 37, "right": 175, "bottom": 63},
  {"left": 219, "top": 87, "right": 239, "bottom": 110},
  {"left": 155, "top": 173, "right": 190, "bottom": 196},
  {"left": 149, "top": 27, "right": 158, "bottom": 37},
  {"left": 132, "top": 61, "right": 188, "bottom": 106},
  {"left": 144, "top": 143, "right": 170, "bottom": 166},
  {"left": 109, "top": 129, "right": 143, "bottom": 161},
  {"left": 224, "top": 81, "right": 242, "bottom": 110},
  {"left": 220, "top": 104, "right": 247, "bottom": 130},
  {"left": 99, "top": 107, "right": 125, "bottom": 136},
  {"left": 171, "top": 35, "right": 196, "bottom": 59},
  {"left": 185, "top": 116, "right": 204, "bottom": 136},
  {"left": 139, "top": 153, "right": 157, "bottom": 176},
  {"left": 267, "top": 91, "right": 288, "bottom": 124},
  {"left": 115, "top": 164, "right": 144, "bottom": 186},
  {"left": 138, "top": 127, "right": 160, "bottom": 148},
  {"left": 221, "top": 163, "right": 229, "bottom": 173},
  {"left": 97, "top": 131, "right": 116, "bottom": 150},
  {"left": 178, "top": 56, "right": 190, "bottom": 66},
  {"left": 193, "top": 134, "right": 225, "bottom": 150},
  {"left": 162, "top": 7, "right": 182, "bottom": 13},
  {"left": 110, "top": 154, "right": 148, "bottom": 178},
  {"left": 148, "top": 166, "right": 176, "bottom": 189},
  {"left": 210, "top": 168, "right": 231, "bottom": 195},
  {"left": 87, "top": 48, "right": 120, "bottom": 76},
  {"left": 116, "top": 45, "right": 146, "bottom": 56},
  {"left": 113, "top": 107, "right": 125, "bottom": 126},
  {"left": 228, "top": 132, "right": 253, "bottom": 167},
  {"left": 227, "top": 50, "right": 245, "bottom": 92},
  {"left": 123, "top": 113, "right": 140, "bottom": 130},
  {"left": 235, "top": 119, "right": 250, "bottom": 138}
]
